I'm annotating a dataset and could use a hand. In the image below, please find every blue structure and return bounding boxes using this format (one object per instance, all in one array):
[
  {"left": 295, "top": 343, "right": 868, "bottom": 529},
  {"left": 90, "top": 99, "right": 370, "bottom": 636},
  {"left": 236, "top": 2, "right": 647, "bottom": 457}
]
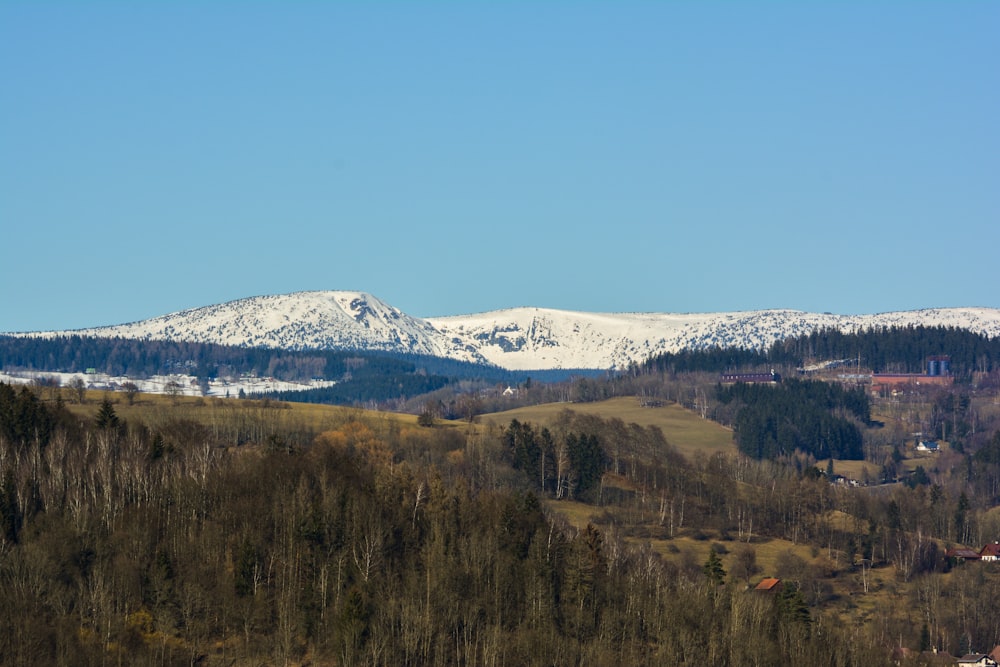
[{"left": 927, "top": 356, "right": 951, "bottom": 377}]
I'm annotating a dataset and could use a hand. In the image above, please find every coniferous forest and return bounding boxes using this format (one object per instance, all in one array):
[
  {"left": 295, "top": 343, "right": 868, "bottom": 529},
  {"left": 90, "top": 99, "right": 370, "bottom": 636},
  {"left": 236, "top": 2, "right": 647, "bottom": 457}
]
[
  {"left": 645, "top": 325, "right": 1000, "bottom": 376},
  {"left": 718, "top": 379, "right": 869, "bottom": 461},
  {"left": 0, "top": 335, "right": 525, "bottom": 407}
]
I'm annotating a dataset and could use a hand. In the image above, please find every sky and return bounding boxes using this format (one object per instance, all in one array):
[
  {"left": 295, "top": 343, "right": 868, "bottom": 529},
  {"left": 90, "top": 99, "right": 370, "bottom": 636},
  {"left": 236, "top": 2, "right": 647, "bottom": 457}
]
[{"left": 1, "top": 2, "right": 997, "bottom": 333}]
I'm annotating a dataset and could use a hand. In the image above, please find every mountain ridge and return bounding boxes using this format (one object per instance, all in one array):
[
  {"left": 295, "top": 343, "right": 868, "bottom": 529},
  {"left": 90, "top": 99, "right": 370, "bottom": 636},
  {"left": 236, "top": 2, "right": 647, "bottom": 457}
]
[{"left": 11, "top": 291, "right": 1000, "bottom": 371}]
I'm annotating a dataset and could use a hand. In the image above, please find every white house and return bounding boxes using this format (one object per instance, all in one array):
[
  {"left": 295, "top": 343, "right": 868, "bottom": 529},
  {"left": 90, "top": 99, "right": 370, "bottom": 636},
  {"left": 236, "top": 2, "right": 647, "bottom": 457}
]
[{"left": 980, "top": 543, "right": 1000, "bottom": 562}]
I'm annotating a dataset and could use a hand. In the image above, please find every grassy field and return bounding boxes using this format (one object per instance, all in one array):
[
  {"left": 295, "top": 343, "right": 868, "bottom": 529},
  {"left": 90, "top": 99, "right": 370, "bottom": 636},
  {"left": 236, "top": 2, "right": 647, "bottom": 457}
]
[
  {"left": 819, "top": 458, "right": 880, "bottom": 481},
  {"left": 62, "top": 392, "right": 733, "bottom": 467},
  {"left": 61, "top": 389, "right": 434, "bottom": 435},
  {"left": 71, "top": 391, "right": 935, "bottom": 486},
  {"left": 482, "top": 396, "right": 736, "bottom": 459}
]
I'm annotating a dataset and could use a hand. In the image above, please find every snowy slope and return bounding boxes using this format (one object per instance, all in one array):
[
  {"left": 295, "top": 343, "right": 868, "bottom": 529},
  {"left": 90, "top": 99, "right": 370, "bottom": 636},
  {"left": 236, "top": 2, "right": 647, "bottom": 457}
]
[
  {"left": 57, "top": 291, "right": 486, "bottom": 363},
  {"left": 17, "top": 292, "right": 1000, "bottom": 371},
  {"left": 428, "top": 307, "right": 1000, "bottom": 371}
]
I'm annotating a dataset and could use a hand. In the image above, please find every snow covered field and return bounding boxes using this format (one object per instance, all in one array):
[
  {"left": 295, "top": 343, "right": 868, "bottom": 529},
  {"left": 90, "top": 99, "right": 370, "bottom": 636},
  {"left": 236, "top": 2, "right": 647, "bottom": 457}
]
[{"left": 0, "top": 370, "right": 335, "bottom": 398}]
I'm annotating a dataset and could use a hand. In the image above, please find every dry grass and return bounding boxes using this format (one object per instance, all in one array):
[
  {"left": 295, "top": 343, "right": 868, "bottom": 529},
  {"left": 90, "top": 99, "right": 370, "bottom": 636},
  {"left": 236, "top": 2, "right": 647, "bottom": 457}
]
[
  {"left": 61, "top": 389, "right": 425, "bottom": 434},
  {"left": 541, "top": 499, "right": 605, "bottom": 531},
  {"left": 482, "top": 396, "right": 735, "bottom": 460},
  {"left": 819, "top": 458, "right": 880, "bottom": 480},
  {"left": 658, "top": 535, "right": 823, "bottom": 578}
]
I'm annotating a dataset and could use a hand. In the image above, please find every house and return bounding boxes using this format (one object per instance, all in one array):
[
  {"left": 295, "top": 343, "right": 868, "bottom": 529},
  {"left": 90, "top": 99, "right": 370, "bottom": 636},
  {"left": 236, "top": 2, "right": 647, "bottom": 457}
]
[
  {"left": 721, "top": 370, "right": 781, "bottom": 384},
  {"left": 945, "top": 548, "right": 981, "bottom": 563},
  {"left": 916, "top": 440, "right": 940, "bottom": 453},
  {"left": 957, "top": 654, "right": 998, "bottom": 667},
  {"left": 980, "top": 542, "right": 1000, "bottom": 561},
  {"left": 754, "top": 577, "right": 781, "bottom": 592}
]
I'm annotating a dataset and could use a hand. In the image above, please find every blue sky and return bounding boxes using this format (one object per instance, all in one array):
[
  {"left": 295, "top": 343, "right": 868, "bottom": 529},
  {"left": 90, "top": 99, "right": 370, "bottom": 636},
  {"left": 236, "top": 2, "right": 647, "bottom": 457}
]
[{"left": 2, "top": 2, "right": 997, "bottom": 332}]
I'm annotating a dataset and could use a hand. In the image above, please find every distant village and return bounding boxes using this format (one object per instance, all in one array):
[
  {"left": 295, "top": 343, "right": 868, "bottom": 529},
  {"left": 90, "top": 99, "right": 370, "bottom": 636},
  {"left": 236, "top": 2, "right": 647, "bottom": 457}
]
[
  {"left": 720, "top": 355, "right": 955, "bottom": 397},
  {"left": 720, "top": 356, "right": 961, "bottom": 491}
]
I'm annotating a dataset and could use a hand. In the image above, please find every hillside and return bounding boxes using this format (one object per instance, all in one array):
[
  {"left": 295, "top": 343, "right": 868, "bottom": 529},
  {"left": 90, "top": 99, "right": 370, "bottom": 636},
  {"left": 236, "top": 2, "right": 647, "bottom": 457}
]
[
  {"left": 481, "top": 396, "right": 735, "bottom": 460},
  {"left": 6, "top": 373, "right": 1000, "bottom": 663},
  {"left": 9, "top": 290, "right": 1000, "bottom": 371}
]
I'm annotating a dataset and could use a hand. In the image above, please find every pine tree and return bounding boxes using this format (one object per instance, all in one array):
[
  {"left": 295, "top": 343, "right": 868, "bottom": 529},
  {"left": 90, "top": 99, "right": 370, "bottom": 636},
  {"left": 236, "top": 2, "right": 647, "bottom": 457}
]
[
  {"left": 95, "top": 397, "right": 119, "bottom": 430},
  {"left": 777, "top": 582, "right": 811, "bottom": 633},
  {"left": 0, "top": 471, "right": 20, "bottom": 543},
  {"left": 703, "top": 550, "right": 726, "bottom": 586}
]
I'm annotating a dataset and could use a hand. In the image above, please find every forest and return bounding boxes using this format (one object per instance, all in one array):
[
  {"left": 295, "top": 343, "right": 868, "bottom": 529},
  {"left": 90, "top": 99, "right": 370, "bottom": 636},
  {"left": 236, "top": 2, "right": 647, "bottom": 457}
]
[
  {"left": 0, "top": 381, "right": 904, "bottom": 666},
  {"left": 716, "top": 379, "right": 869, "bottom": 461},
  {"left": 4, "top": 380, "right": 1000, "bottom": 665},
  {"left": 0, "top": 334, "right": 539, "bottom": 384},
  {"left": 769, "top": 325, "right": 1000, "bottom": 376},
  {"left": 4, "top": 324, "right": 1000, "bottom": 664},
  {"left": 644, "top": 325, "right": 1000, "bottom": 376},
  {"left": 0, "top": 335, "right": 532, "bottom": 408}
]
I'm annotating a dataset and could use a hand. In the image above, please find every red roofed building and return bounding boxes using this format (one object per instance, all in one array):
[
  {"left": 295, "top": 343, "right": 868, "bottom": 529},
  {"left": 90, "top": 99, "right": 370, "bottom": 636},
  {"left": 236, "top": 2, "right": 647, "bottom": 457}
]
[
  {"left": 980, "top": 542, "right": 1000, "bottom": 561},
  {"left": 946, "top": 548, "right": 982, "bottom": 562},
  {"left": 871, "top": 373, "right": 954, "bottom": 392},
  {"left": 754, "top": 577, "right": 781, "bottom": 592}
]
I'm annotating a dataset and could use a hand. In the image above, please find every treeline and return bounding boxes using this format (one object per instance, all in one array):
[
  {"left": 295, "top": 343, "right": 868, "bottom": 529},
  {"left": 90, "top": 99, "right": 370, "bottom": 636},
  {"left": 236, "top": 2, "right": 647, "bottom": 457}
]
[
  {"left": 0, "top": 335, "right": 534, "bottom": 408},
  {"left": 717, "top": 379, "right": 869, "bottom": 461},
  {"left": 970, "top": 430, "right": 1000, "bottom": 505},
  {"left": 0, "top": 335, "right": 521, "bottom": 384},
  {"left": 504, "top": 419, "right": 604, "bottom": 501},
  {"left": 0, "top": 334, "right": 295, "bottom": 378},
  {"left": 502, "top": 410, "right": 688, "bottom": 504},
  {"left": 268, "top": 373, "right": 452, "bottom": 406},
  {"left": 642, "top": 325, "right": 1000, "bottom": 377},
  {"left": 642, "top": 346, "right": 773, "bottom": 374},
  {"left": 0, "top": 383, "right": 61, "bottom": 455},
  {"left": 770, "top": 325, "right": 1000, "bottom": 376}
]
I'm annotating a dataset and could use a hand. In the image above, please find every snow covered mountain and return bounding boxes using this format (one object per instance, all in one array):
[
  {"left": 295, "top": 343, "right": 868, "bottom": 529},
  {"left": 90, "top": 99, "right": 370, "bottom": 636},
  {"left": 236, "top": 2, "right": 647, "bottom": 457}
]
[
  {"left": 54, "top": 292, "right": 484, "bottom": 363},
  {"left": 22, "top": 291, "right": 1000, "bottom": 371},
  {"left": 427, "top": 306, "right": 1000, "bottom": 370}
]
